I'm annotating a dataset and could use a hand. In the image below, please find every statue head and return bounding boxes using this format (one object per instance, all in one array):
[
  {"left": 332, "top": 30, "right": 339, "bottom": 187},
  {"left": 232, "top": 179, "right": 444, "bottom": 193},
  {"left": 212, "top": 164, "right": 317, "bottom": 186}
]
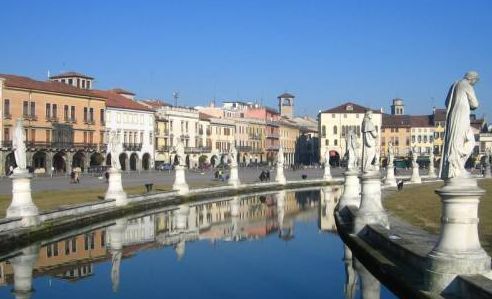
[
  {"left": 464, "top": 71, "right": 480, "bottom": 86},
  {"left": 364, "top": 110, "right": 373, "bottom": 120}
]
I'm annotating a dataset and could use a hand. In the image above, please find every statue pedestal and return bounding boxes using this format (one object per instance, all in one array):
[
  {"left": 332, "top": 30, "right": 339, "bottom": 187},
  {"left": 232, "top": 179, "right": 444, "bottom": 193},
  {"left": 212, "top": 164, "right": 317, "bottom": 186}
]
[
  {"left": 411, "top": 165, "right": 421, "bottom": 183},
  {"left": 228, "top": 165, "right": 241, "bottom": 188},
  {"left": 173, "top": 165, "right": 189, "bottom": 195},
  {"left": 275, "top": 165, "right": 286, "bottom": 185},
  {"left": 323, "top": 163, "right": 332, "bottom": 180},
  {"left": 105, "top": 168, "right": 128, "bottom": 206},
  {"left": 426, "top": 178, "right": 491, "bottom": 294},
  {"left": 354, "top": 171, "right": 389, "bottom": 234},
  {"left": 384, "top": 165, "right": 397, "bottom": 187},
  {"left": 338, "top": 170, "right": 361, "bottom": 210},
  {"left": 354, "top": 258, "right": 381, "bottom": 299},
  {"left": 7, "top": 170, "right": 39, "bottom": 226},
  {"left": 10, "top": 244, "right": 39, "bottom": 299}
]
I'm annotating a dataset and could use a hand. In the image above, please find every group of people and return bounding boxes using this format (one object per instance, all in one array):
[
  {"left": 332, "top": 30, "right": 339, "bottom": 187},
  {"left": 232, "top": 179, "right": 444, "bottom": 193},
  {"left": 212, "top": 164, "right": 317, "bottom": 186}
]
[
  {"left": 214, "top": 170, "right": 228, "bottom": 181},
  {"left": 259, "top": 170, "right": 271, "bottom": 182}
]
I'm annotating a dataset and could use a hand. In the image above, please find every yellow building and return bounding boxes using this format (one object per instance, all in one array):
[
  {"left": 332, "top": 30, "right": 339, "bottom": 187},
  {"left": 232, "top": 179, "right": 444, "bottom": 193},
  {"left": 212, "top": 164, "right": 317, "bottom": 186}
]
[
  {"left": 381, "top": 114, "right": 411, "bottom": 158},
  {"left": 0, "top": 72, "right": 107, "bottom": 175},
  {"left": 279, "top": 118, "right": 300, "bottom": 166}
]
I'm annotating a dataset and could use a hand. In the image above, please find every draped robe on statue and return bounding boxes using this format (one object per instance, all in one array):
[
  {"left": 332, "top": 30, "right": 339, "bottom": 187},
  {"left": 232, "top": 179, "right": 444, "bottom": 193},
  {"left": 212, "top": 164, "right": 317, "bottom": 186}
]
[
  {"left": 439, "top": 79, "right": 479, "bottom": 180},
  {"left": 362, "top": 117, "right": 377, "bottom": 172}
]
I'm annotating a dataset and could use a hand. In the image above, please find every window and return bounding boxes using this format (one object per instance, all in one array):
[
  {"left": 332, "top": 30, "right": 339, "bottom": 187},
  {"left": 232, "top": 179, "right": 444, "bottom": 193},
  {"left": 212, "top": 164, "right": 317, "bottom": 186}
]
[
  {"left": 149, "top": 132, "right": 153, "bottom": 145},
  {"left": 100, "top": 109, "right": 105, "bottom": 124},
  {"left": 418, "top": 136, "right": 422, "bottom": 143},
  {"left": 381, "top": 137, "right": 385, "bottom": 146},
  {"left": 332, "top": 114, "right": 335, "bottom": 118},
  {"left": 395, "top": 137, "right": 399, "bottom": 146},
  {"left": 406, "top": 138, "right": 410, "bottom": 146},
  {"left": 46, "top": 130, "right": 51, "bottom": 143},
  {"left": 334, "top": 139, "right": 338, "bottom": 146},
  {"left": 52, "top": 104, "right": 57, "bottom": 119},
  {"left": 65, "top": 240, "right": 71, "bottom": 255},
  {"left": 71, "top": 106, "right": 76, "bottom": 121},
  {"left": 3, "top": 99, "right": 10, "bottom": 117},
  {"left": 4, "top": 128, "right": 10, "bottom": 141},
  {"left": 89, "top": 132, "right": 94, "bottom": 144},
  {"left": 333, "top": 126, "right": 338, "bottom": 135},
  {"left": 100, "top": 132, "right": 104, "bottom": 144},
  {"left": 140, "top": 132, "right": 144, "bottom": 144},
  {"left": 30, "top": 102, "right": 36, "bottom": 117},
  {"left": 412, "top": 136, "right": 415, "bottom": 143},
  {"left": 101, "top": 231, "right": 106, "bottom": 247},
  {"left": 30, "top": 129, "right": 35, "bottom": 142},
  {"left": 83, "top": 107, "right": 88, "bottom": 122},
  {"left": 68, "top": 78, "right": 73, "bottom": 85},
  {"left": 23, "top": 101, "right": 29, "bottom": 116},
  {"left": 381, "top": 128, "right": 385, "bottom": 133},
  {"left": 89, "top": 108, "right": 94, "bottom": 122},
  {"left": 83, "top": 132, "right": 87, "bottom": 143},
  {"left": 46, "top": 103, "right": 51, "bottom": 119},
  {"left": 64, "top": 105, "right": 69, "bottom": 121}
]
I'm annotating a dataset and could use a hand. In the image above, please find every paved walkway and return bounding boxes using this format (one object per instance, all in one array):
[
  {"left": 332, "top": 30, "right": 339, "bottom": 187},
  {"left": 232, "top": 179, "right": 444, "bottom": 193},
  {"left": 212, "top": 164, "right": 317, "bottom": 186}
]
[{"left": 0, "top": 166, "right": 343, "bottom": 195}]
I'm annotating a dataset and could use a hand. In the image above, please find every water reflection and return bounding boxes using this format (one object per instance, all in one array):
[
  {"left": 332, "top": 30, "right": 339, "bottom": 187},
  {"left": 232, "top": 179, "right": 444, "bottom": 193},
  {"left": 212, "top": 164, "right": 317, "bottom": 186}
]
[{"left": 0, "top": 189, "right": 395, "bottom": 299}]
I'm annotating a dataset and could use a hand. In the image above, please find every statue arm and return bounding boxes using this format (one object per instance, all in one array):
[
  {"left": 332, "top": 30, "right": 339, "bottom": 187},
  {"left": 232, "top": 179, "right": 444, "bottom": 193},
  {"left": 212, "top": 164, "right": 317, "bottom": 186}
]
[{"left": 466, "top": 86, "right": 479, "bottom": 110}]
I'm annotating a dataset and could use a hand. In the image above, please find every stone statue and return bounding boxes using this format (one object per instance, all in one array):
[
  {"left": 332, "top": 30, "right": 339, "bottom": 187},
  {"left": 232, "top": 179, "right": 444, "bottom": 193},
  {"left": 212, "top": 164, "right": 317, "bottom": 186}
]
[
  {"left": 440, "top": 71, "right": 480, "bottom": 180},
  {"left": 277, "top": 146, "right": 285, "bottom": 166},
  {"left": 387, "top": 142, "right": 394, "bottom": 165},
  {"left": 13, "top": 118, "right": 27, "bottom": 171},
  {"left": 229, "top": 145, "right": 238, "bottom": 167},
  {"left": 486, "top": 148, "right": 491, "bottom": 166},
  {"left": 346, "top": 129, "right": 359, "bottom": 171},
  {"left": 175, "top": 140, "right": 185, "bottom": 166},
  {"left": 411, "top": 147, "right": 418, "bottom": 168},
  {"left": 109, "top": 131, "right": 123, "bottom": 170},
  {"left": 361, "top": 111, "right": 378, "bottom": 172},
  {"left": 324, "top": 148, "right": 330, "bottom": 165}
]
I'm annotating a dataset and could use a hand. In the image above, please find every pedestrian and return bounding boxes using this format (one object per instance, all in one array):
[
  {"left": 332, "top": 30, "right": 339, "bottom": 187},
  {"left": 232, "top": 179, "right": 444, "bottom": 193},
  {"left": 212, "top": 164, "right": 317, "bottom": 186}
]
[
  {"left": 8, "top": 165, "right": 14, "bottom": 176},
  {"left": 74, "top": 171, "right": 80, "bottom": 184},
  {"left": 70, "top": 171, "right": 75, "bottom": 183},
  {"left": 105, "top": 171, "right": 110, "bottom": 183},
  {"left": 50, "top": 166, "right": 54, "bottom": 178}
]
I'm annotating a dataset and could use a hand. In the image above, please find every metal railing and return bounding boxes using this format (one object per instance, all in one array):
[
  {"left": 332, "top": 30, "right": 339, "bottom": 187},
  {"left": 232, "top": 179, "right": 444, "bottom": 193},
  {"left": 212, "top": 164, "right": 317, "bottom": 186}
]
[{"left": 123, "top": 143, "right": 142, "bottom": 151}]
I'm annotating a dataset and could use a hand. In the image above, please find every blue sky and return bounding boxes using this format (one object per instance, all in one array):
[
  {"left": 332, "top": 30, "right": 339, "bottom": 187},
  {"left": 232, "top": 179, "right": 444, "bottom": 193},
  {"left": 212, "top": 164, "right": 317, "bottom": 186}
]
[{"left": 1, "top": 0, "right": 491, "bottom": 118}]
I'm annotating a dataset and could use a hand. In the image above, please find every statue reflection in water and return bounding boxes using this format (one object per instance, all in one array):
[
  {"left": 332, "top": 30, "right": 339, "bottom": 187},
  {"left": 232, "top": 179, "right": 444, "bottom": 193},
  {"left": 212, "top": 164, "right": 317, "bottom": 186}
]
[
  {"left": 354, "top": 258, "right": 381, "bottom": 299},
  {"left": 9, "top": 244, "right": 39, "bottom": 299},
  {"left": 108, "top": 217, "right": 128, "bottom": 293},
  {"left": 343, "top": 245, "right": 357, "bottom": 299},
  {"left": 319, "top": 186, "right": 339, "bottom": 232}
]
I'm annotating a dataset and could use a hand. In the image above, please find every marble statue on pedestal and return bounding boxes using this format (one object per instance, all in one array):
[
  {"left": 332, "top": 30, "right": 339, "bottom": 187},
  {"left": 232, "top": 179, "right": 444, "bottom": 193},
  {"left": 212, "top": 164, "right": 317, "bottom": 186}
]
[
  {"left": 173, "top": 140, "right": 189, "bottom": 194},
  {"left": 108, "top": 131, "right": 123, "bottom": 170},
  {"left": 428, "top": 149, "right": 437, "bottom": 178},
  {"left": 338, "top": 130, "right": 361, "bottom": 209},
  {"left": 439, "top": 71, "right": 479, "bottom": 181},
  {"left": 347, "top": 129, "right": 359, "bottom": 171},
  {"left": 275, "top": 146, "right": 286, "bottom": 184},
  {"left": 361, "top": 111, "right": 378, "bottom": 173},
  {"left": 384, "top": 142, "right": 397, "bottom": 187},
  {"left": 388, "top": 142, "right": 394, "bottom": 166},
  {"left": 426, "top": 71, "right": 490, "bottom": 294},
  {"left": 484, "top": 148, "right": 491, "bottom": 178},
  {"left": 13, "top": 118, "right": 27, "bottom": 172},
  {"left": 228, "top": 145, "right": 240, "bottom": 187},
  {"left": 410, "top": 147, "right": 422, "bottom": 183},
  {"left": 323, "top": 148, "right": 332, "bottom": 180},
  {"left": 105, "top": 131, "right": 128, "bottom": 205}
]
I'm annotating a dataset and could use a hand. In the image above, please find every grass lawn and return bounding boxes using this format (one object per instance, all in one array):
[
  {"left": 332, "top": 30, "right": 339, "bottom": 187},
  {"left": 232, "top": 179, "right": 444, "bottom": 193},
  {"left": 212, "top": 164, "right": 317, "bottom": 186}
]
[
  {"left": 0, "top": 181, "right": 223, "bottom": 218},
  {"left": 384, "top": 179, "right": 492, "bottom": 254}
]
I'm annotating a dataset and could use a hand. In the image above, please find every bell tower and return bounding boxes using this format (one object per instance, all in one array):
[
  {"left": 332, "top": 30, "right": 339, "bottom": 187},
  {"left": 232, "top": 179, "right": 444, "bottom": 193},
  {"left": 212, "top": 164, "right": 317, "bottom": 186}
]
[
  {"left": 278, "top": 92, "right": 295, "bottom": 119},
  {"left": 391, "top": 98, "right": 405, "bottom": 115}
]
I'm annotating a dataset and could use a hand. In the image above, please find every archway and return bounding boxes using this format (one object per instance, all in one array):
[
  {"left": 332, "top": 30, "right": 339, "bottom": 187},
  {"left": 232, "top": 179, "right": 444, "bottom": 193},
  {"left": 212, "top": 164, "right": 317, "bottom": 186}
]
[
  {"left": 53, "top": 151, "right": 66, "bottom": 173},
  {"left": 173, "top": 155, "right": 179, "bottom": 165},
  {"left": 130, "top": 153, "right": 138, "bottom": 171},
  {"left": 72, "top": 151, "right": 86, "bottom": 171},
  {"left": 32, "top": 151, "right": 47, "bottom": 171},
  {"left": 119, "top": 153, "right": 128, "bottom": 171},
  {"left": 106, "top": 153, "right": 112, "bottom": 167},
  {"left": 185, "top": 155, "right": 190, "bottom": 168},
  {"left": 142, "top": 153, "right": 151, "bottom": 170},
  {"left": 329, "top": 151, "right": 340, "bottom": 167},
  {"left": 198, "top": 155, "right": 208, "bottom": 168},
  {"left": 90, "top": 152, "right": 104, "bottom": 167},
  {"left": 5, "top": 152, "right": 16, "bottom": 175}
]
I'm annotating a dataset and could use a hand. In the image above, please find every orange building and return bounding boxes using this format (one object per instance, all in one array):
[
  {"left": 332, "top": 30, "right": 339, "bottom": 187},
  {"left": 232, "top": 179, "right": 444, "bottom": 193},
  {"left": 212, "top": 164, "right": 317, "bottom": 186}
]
[{"left": 0, "top": 72, "right": 107, "bottom": 175}]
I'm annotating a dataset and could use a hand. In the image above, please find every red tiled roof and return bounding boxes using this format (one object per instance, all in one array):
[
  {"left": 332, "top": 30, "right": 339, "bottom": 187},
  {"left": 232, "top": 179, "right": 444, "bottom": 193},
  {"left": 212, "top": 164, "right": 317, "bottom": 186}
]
[
  {"left": 409, "top": 115, "right": 433, "bottom": 127},
  {"left": 139, "top": 100, "right": 170, "bottom": 110},
  {"left": 49, "top": 71, "right": 94, "bottom": 80},
  {"left": 199, "top": 112, "right": 214, "bottom": 120},
  {"left": 110, "top": 88, "right": 135, "bottom": 96},
  {"left": 0, "top": 73, "right": 103, "bottom": 98},
  {"left": 382, "top": 114, "right": 411, "bottom": 128},
  {"left": 92, "top": 90, "right": 152, "bottom": 112},
  {"left": 321, "top": 102, "right": 381, "bottom": 114}
]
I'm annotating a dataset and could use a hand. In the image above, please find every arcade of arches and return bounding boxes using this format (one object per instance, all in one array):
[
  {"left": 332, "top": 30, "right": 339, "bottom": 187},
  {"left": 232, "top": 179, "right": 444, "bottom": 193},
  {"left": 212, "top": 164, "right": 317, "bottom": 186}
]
[{"left": 1, "top": 150, "right": 153, "bottom": 175}]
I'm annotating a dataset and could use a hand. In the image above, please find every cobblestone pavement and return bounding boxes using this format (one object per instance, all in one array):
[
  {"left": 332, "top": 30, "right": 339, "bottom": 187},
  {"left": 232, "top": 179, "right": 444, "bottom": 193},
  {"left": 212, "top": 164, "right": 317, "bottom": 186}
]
[{"left": 0, "top": 166, "right": 346, "bottom": 195}]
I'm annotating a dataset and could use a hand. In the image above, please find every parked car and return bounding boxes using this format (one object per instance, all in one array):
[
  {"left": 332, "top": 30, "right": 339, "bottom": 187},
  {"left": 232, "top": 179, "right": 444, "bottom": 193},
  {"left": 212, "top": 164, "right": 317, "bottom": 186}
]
[{"left": 157, "top": 163, "right": 173, "bottom": 171}]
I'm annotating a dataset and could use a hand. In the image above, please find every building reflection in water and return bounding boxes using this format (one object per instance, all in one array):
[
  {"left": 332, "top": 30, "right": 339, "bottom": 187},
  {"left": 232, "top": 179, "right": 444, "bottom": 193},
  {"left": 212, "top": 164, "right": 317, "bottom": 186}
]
[{"left": 0, "top": 189, "right": 351, "bottom": 297}]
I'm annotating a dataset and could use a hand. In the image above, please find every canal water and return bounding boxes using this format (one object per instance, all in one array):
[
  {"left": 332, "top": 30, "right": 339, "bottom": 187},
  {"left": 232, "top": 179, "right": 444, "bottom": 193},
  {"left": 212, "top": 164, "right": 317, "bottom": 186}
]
[{"left": 0, "top": 187, "right": 396, "bottom": 299}]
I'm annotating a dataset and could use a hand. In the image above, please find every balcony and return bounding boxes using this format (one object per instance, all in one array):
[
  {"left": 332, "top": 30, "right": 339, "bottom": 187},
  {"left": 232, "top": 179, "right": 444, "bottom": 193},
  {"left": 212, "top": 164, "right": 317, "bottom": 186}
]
[
  {"left": 23, "top": 114, "right": 38, "bottom": 121},
  {"left": 180, "top": 134, "right": 190, "bottom": 139},
  {"left": 64, "top": 117, "right": 77, "bottom": 124},
  {"left": 266, "top": 144, "right": 280, "bottom": 151},
  {"left": 46, "top": 116, "right": 59, "bottom": 123},
  {"left": 237, "top": 146, "right": 252, "bottom": 152},
  {"left": 73, "top": 143, "right": 98, "bottom": 150},
  {"left": 1, "top": 141, "right": 12, "bottom": 148},
  {"left": 123, "top": 143, "right": 142, "bottom": 151},
  {"left": 265, "top": 132, "right": 280, "bottom": 139},
  {"left": 248, "top": 134, "right": 261, "bottom": 140},
  {"left": 26, "top": 141, "right": 52, "bottom": 149},
  {"left": 185, "top": 146, "right": 212, "bottom": 154},
  {"left": 84, "top": 119, "right": 95, "bottom": 125},
  {"left": 158, "top": 145, "right": 171, "bottom": 152}
]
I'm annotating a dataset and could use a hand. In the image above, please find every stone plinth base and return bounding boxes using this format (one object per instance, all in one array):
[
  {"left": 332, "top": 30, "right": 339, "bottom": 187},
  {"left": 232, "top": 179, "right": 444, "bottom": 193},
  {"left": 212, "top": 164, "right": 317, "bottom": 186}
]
[
  {"left": 323, "top": 164, "right": 332, "bottom": 180},
  {"left": 410, "top": 167, "right": 421, "bottom": 183},
  {"left": 7, "top": 170, "right": 39, "bottom": 226},
  {"left": 354, "top": 171, "right": 389, "bottom": 234},
  {"left": 384, "top": 166, "right": 397, "bottom": 187},
  {"left": 338, "top": 170, "right": 360, "bottom": 210},
  {"left": 276, "top": 166, "right": 286, "bottom": 185},
  {"left": 105, "top": 168, "right": 128, "bottom": 206},
  {"left": 228, "top": 165, "right": 241, "bottom": 188},
  {"left": 426, "top": 178, "right": 491, "bottom": 294},
  {"left": 173, "top": 165, "right": 189, "bottom": 195}
]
